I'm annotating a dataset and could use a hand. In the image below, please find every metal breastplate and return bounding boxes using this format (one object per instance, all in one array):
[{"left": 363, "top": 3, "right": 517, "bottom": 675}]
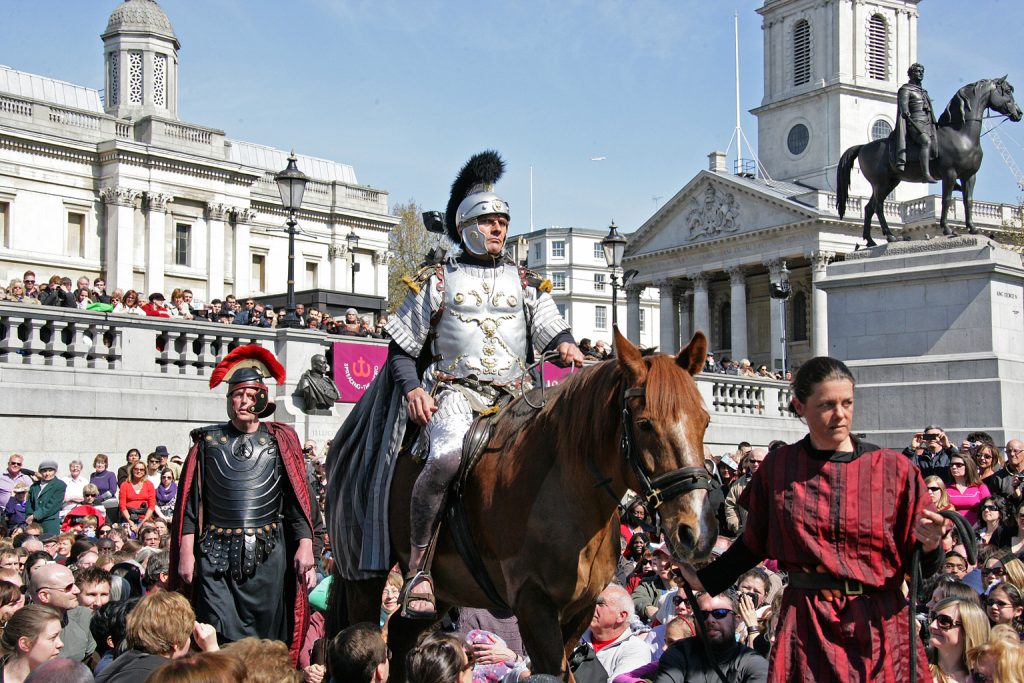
[
  {"left": 431, "top": 263, "right": 529, "bottom": 384},
  {"left": 904, "top": 88, "right": 932, "bottom": 121},
  {"left": 201, "top": 425, "right": 284, "bottom": 529},
  {"left": 198, "top": 425, "right": 283, "bottom": 580}
]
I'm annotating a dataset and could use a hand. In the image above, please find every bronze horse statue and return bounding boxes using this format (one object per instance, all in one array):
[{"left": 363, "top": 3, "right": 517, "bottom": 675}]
[
  {"left": 327, "top": 329, "right": 716, "bottom": 680},
  {"left": 837, "top": 77, "right": 1021, "bottom": 246}
]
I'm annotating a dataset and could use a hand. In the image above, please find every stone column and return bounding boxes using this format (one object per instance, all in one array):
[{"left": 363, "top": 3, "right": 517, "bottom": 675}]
[
  {"left": 327, "top": 243, "right": 346, "bottom": 291},
  {"left": 233, "top": 209, "right": 256, "bottom": 296},
  {"left": 143, "top": 192, "right": 170, "bottom": 296},
  {"left": 657, "top": 280, "right": 680, "bottom": 354},
  {"left": 764, "top": 258, "right": 786, "bottom": 372},
  {"left": 625, "top": 285, "right": 642, "bottom": 344},
  {"left": 811, "top": 251, "right": 835, "bottom": 357},
  {"left": 690, "top": 272, "right": 710, "bottom": 348},
  {"left": 678, "top": 288, "right": 692, "bottom": 346},
  {"left": 372, "top": 251, "right": 389, "bottom": 298},
  {"left": 205, "top": 203, "right": 227, "bottom": 301},
  {"left": 727, "top": 266, "right": 748, "bottom": 361},
  {"left": 100, "top": 187, "right": 140, "bottom": 293}
]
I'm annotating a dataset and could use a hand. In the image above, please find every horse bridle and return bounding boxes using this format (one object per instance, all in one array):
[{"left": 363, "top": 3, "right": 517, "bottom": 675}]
[{"left": 619, "top": 386, "right": 717, "bottom": 511}]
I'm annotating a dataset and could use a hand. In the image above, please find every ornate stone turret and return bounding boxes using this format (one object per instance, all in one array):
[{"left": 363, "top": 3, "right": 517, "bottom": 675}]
[{"left": 101, "top": 0, "right": 180, "bottom": 120}]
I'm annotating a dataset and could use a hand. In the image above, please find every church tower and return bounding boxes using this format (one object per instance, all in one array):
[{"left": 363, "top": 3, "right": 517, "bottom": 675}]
[
  {"left": 101, "top": 0, "right": 180, "bottom": 120},
  {"left": 753, "top": 0, "right": 922, "bottom": 199}
]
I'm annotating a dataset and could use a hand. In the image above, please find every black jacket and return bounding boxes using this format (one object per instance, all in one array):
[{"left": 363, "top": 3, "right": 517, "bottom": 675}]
[
  {"left": 654, "top": 636, "right": 768, "bottom": 683},
  {"left": 94, "top": 650, "right": 168, "bottom": 683}
]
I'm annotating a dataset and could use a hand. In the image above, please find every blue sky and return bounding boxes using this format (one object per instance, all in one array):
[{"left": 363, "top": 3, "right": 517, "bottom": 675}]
[{"left": 4, "top": 0, "right": 1024, "bottom": 235}]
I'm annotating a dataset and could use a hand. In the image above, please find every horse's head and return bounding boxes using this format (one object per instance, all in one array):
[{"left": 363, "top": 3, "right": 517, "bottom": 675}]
[
  {"left": 613, "top": 327, "right": 715, "bottom": 561},
  {"left": 990, "top": 76, "right": 1022, "bottom": 122}
]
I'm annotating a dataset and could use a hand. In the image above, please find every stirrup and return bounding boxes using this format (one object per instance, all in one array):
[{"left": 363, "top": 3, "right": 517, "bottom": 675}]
[{"left": 399, "top": 571, "right": 437, "bottom": 620}]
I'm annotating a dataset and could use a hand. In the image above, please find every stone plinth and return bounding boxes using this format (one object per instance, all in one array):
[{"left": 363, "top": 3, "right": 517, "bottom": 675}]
[{"left": 819, "top": 236, "right": 1024, "bottom": 448}]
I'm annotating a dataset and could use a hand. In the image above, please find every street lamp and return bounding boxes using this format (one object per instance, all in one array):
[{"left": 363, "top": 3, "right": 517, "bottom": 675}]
[
  {"left": 601, "top": 220, "right": 627, "bottom": 329},
  {"left": 346, "top": 226, "right": 360, "bottom": 293},
  {"left": 769, "top": 260, "right": 792, "bottom": 373},
  {"left": 274, "top": 152, "right": 308, "bottom": 329}
]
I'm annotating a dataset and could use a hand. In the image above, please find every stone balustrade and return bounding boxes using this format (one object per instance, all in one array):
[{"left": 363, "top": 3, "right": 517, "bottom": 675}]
[{"left": 0, "top": 303, "right": 804, "bottom": 465}]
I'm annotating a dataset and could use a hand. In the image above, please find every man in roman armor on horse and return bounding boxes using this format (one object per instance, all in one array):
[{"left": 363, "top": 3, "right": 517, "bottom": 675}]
[
  {"left": 384, "top": 150, "right": 584, "bottom": 618},
  {"left": 894, "top": 62, "right": 939, "bottom": 183}
]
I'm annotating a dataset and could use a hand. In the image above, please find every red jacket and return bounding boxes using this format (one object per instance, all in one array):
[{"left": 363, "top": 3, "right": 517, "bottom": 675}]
[{"left": 142, "top": 302, "right": 171, "bottom": 318}]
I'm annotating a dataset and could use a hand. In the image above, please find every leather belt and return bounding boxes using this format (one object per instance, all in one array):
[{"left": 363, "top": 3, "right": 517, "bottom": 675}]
[{"left": 787, "top": 572, "right": 898, "bottom": 596}]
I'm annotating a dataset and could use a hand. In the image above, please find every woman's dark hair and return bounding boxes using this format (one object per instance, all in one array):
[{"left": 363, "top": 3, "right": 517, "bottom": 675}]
[
  {"left": 24, "top": 550, "right": 52, "bottom": 582},
  {"left": 928, "top": 576, "right": 983, "bottom": 608},
  {"left": 126, "top": 448, "right": 141, "bottom": 461},
  {"left": 986, "top": 581, "right": 1024, "bottom": 630},
  {"left": 625, "top": 532, "right": 650, "bottom": 559},
  {"left": 406, "top": 631, "right": 469, "bottom": 683},
  {"left": 68, "top": 539, "right": 97, "bottom": 567},
  {"left": 0, "top": 604, "right": 61, "bottom": 656},
  {"left": 110, "top": 562, "right": 145, "bottom": 600},
  {"left": 90, "top": 597, "right": 140, "bottom": 656},
  {"left": 790, "top": 357, "right": 855, "bottom": 405},
  {"left": 0, "top": 580, "right": 22, "bottom": 609}
]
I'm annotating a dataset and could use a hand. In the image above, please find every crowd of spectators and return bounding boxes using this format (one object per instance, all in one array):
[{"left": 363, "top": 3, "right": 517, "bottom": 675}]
[
  {"left": 2, "top": 422, "right": 1023, "bottom": 682},
  {"left": 701, "top": 352, "right": 789, "bottom": 381},
  {"left": 0, "top": 270, "right": 389, "bottom": 338}
]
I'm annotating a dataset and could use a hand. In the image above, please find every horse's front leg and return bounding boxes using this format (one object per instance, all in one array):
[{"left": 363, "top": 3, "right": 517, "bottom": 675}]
[
  {"left": 873, "top": 190, "right": 899, "bottom": 243},
  {"left": 514, "top": 582, "right": 573, "bottom": 678},
  {"left": 962, "top": 175, "right": 978, "bottom": 234},
  {"left": 941, "top": 178, "right": 957, "bottom": 236}
]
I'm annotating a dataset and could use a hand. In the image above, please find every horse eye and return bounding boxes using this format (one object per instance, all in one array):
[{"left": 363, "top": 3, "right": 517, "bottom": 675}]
[{"left": 636, "top": 418, "right": 655, "bottom": 433}]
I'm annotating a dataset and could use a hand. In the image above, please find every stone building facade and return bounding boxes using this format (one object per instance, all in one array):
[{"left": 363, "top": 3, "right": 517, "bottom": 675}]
[{"left": 0, "top": 0, "right": 397, "bottom": 304}]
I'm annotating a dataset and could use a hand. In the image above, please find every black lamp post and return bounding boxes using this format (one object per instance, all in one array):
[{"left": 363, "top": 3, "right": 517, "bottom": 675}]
[
  {"left": 769, "top": 261, "right": 792, "bottom": 373},
  {"left": 346, "top": 226, "right": 360, "bottom": 293},
  {"left": 601, "top": 220, "right": 627, "bottom": 329},
  {"left": 274, "top": 152, "right": 308, "bottom": 329}
]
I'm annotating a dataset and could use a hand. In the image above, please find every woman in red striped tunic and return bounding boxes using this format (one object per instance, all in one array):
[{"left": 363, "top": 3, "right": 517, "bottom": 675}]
[{"left": 679, "top": 357, "right": 947, "bottom": 682}]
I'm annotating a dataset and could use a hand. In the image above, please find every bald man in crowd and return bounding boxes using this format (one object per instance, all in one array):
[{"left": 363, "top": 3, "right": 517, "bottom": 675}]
[{"left": 30, "top": 563, "right": 95, "bottom": 663}]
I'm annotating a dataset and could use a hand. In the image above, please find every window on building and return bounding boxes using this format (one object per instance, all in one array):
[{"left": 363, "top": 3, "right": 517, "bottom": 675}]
[
  {"left": 533, "top": 243, "right": 542, "bottom": 261},
  {"left": 153, "top": 54, "right": 166, "bottom": 108},
  {"left": 128, "top": 50, "right": 143, "bottom": 104},
  {"left": 793, "top": 19, "right": 811, "bottom": 86},
  {"left": 552, "top": 240, "right": 565, "bottom": 258},
  {"left": 552, "top": 272, "right": 566, "bottom": 291},
  {"left": 305, "top": 262, "right": 318, "bottom": 289},
  {"left": 594, "top": 242, "right": 604, "bottom": 259},
  {"left": 719, "top": 302, "right": 732, "bottom": 350},
  {"left": 639, "top": 308, "right": 646, "bottom": 333},
  {"left": 107, "top": 53, "right": 119, "bottom": 107},
  {"left": 595, "top": 305, "right": 607, "bottom": 330},
  {"left": 251, "top": 254, "right": 266, "bottom": 293},
  {"left": 67, "top": 212, "right": 86, "bottom": 258},
  {"left": 556, "top": 304, "right": 567, "bottom": 320},
  {"left": 0, "top": 202, "right": 8, "bottom": 248},
  {"left": 867, "top": 14, "right": 888, "bottom": 80},
  {"left": 871, "top": 119, "right": 893, "bottom": 141},
  {"left": 174, "top": 223, "right": 191, "bottom": 267},
  {"left": 792, "top": 291, "right": 808, "bottom": 341},
  {"left": 594, "top": 273, "right": 606, "bottom": 291}
]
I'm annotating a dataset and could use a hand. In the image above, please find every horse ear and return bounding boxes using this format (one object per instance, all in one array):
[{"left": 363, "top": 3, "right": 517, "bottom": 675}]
[
  {"left": 676, "top": 331, "right": 707, "bottom": 376},
  {"left": 613, "top": 326, "right": 646, "bottom": 382}
]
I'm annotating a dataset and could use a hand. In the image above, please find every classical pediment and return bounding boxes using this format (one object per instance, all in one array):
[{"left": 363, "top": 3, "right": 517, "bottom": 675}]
[{"left": 627, "top": 171, "right": 821, "bottom": 258}]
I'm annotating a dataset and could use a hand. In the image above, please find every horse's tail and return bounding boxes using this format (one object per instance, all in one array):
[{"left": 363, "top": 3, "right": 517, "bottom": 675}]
[{"left": 836, "top": 145, "right": 862, "bottom": 219}]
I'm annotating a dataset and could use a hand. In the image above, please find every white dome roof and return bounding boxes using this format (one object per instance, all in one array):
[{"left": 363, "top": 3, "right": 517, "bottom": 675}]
[{"left": 104, "top": 0, "right": 176, "bottom": 40}]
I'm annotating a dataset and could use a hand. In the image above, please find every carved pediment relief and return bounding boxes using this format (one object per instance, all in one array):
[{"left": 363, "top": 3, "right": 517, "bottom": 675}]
[{"left": 685, "top": 183, "right": 740, "bottom": 241}]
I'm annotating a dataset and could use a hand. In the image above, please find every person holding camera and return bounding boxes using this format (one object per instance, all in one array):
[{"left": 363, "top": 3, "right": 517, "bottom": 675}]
[{"left": 903, "top": 425, "right": 958, "bottom": 482}]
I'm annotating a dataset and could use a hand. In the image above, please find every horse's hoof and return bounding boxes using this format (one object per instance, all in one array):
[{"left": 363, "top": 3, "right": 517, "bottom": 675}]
[
  {"left": 942, "top": 228, "right": 955, "bottom": 237},
  {"left": 865, "top": 239, "right": 878, "bottom": 248},
  {"left": 886, "top": 235, "right": 899, "bottom": 243},
  {"left": 901, "top": 235, "right": 912, "bottom": 241},
  {"left": 968, "top": 227, "right": 979, "bottom": 235}
]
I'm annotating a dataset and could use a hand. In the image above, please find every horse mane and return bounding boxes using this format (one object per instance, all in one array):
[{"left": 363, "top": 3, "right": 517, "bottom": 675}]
[{"left": 938, "top": 79, "right": 995, "bottom": 126}]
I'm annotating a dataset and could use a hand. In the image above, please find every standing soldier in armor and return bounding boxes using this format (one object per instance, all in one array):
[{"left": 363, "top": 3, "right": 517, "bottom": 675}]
[
  {"left": 386, "top": 151, "right": 584, "bottom": 618},
  {"left": 895, "top": 62, "right": 939, "bottom": 183},
  {"left": 170, "top": 345, "right": 315, "bottom": 663}
]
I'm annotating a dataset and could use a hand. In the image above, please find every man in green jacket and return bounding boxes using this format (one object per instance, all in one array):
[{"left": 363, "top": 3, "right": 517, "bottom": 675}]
[{"left": 27, "top": 460, "right": 67, "bottom": 535}]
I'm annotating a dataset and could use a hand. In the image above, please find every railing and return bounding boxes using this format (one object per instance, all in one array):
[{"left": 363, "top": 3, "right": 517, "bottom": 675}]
[
  {"left": 115, "top": 121, "right": 132, "bottom": 139},
  {"left": 0, "top": 95, "right": 32, "bottom": 119},
  {"left": 700, "top": 373, "right": 791, "bottom": 417},
  {"left": 163, "top": 121, "right": 212, "bottom": 145},
  {"left": 345, "top": 185, "right": 384, "bottom": 205},
  {"left": 48, "top": 107, "right": 102, "bottom": 131}
]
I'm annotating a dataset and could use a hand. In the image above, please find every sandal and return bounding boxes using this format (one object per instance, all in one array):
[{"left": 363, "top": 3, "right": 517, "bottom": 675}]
[{"left": 399, "top": 571, "right": 437, "bottom": 620}]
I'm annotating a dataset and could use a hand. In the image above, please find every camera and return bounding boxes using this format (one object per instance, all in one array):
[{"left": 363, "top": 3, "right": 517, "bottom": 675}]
[
  {"left": 921, "top": 433, "right": 937, "bottom": 441},
  {"left": 743, "top": 592, "right": 761, "bottom": 608}
]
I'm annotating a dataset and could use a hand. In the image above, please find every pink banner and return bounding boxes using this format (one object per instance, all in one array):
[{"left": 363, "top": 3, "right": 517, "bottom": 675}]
[
  {"left": 331, "top": 341, "right": 388, "bottom": 402},
  {"left": 541, "top": 362, "right": 581, "bottom": 387}
]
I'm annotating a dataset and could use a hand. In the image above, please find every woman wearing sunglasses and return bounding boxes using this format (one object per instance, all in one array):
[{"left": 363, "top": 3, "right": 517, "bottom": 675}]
[
  {"left": 927, "top": 596, "right": 990, "bottom": 683},
  {"left": 677, "top": 357, "right": 946, "bottom": 681},
  {"left": 926, "top": 476, "right": 955, "bottom": 513},
  {"left": 118, "top": 463, "right": 156, "bottom": 537},
  {"left": 945, "top": 455, "right": 991, "bottom": 526},
  {"left": 971, "top": 443, "right": 1005, "bottom": 493},
  {"left": 974, "top": 496, "right": 1013, "bottom": 548},
  {"left": 984, "top": 581, "right": 1023, "bottom": 633}
]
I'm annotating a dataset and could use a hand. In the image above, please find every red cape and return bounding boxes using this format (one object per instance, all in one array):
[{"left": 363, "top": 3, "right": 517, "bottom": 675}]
[{"left": 169, "top": 421, "right": 314, "bottom": 665}]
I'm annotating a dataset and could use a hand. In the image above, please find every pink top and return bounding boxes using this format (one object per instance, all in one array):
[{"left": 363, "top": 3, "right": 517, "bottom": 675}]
[{"left": 945, "top": 483, "right": 990, "bottom": 525}]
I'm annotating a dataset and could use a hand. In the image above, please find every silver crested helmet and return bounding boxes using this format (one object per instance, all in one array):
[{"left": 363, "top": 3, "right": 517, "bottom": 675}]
[{"left": 456, "top": 192, "right": 509, "bottom": 256}]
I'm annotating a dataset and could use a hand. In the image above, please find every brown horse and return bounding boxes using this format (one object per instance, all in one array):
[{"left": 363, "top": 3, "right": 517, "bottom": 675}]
[{"left": 329, "top": 329, "right": 714, "bottom": 679}]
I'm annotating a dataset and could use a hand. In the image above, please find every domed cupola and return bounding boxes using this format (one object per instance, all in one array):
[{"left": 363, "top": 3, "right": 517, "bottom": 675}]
[{"left": 101, "top": 0, "right": 180, "bottom": 120}]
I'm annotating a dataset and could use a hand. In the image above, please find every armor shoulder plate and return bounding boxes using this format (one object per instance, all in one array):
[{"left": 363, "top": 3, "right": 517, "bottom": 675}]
[
  {"left": 517, "top": 265, "right": 552, "bottom": 293},
  {"left": 402, "top": 265, "right": 436, "bottom": 296},
  {"left": 190, "top": 424, "right": 225, "bottom": 443}
]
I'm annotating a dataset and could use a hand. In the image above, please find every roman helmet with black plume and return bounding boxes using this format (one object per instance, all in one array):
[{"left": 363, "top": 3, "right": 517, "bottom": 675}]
[
  {"left": 209, "top": 344, "right": 286, "bottom": 418},
  {"left": 444, "top": 150, "right": 510, "bottom": 257}
]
